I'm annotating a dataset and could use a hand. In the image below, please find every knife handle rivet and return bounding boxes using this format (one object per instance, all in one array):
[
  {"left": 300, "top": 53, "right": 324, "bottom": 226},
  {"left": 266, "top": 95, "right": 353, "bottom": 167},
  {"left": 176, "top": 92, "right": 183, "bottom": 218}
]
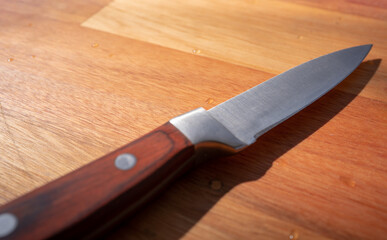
[
  {"left": 0, "top": 213, "right": 18, "bottom": 238},
  {"left": 115, "top": 153, "right": 137, "bottom": 171}
]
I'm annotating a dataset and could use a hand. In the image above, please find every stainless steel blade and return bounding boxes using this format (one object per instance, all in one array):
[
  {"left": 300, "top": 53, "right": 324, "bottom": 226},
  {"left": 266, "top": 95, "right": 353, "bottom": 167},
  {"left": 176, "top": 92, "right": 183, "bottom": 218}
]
[{"left": 208, "top": 45, "right": 372, "bottom": 145}]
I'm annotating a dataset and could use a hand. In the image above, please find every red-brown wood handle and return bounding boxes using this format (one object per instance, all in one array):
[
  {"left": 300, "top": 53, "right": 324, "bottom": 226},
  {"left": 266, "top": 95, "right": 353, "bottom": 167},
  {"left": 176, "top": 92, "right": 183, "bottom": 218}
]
[{"left": 0, "top": 122, "right": 195, "bottom": 239}]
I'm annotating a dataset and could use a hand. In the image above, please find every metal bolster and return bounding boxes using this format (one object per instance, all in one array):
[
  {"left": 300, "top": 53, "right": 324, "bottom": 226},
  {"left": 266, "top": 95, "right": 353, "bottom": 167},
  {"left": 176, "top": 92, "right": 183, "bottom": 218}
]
[{"left": 169, "top": 108, "right": 248, "bottom": 151}]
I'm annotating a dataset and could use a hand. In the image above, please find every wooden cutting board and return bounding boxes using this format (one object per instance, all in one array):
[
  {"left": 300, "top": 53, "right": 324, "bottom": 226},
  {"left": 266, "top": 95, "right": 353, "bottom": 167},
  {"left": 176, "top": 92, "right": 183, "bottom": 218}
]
[{"left": 0, "top": 0, "right": 386, "bottom": 239}]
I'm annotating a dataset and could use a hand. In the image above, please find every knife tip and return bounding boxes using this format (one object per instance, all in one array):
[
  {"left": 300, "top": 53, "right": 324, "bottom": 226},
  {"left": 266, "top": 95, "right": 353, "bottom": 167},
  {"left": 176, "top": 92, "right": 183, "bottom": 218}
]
[
  {"left": 360, "top": 44, "right": 373, "bottom": 52},
  {"left": 351, "top": 44, "right": 373, "bottom": 61}
]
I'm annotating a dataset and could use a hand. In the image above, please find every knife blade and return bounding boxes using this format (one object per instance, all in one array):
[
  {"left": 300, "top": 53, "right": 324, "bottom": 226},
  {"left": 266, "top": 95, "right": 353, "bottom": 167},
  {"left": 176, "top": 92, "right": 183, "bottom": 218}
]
[{"left": 0, "top": 45, "right": 372, "bottom": 239}]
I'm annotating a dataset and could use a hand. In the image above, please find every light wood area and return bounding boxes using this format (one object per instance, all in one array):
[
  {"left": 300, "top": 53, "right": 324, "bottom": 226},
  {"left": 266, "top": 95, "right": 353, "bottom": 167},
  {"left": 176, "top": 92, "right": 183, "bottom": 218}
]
[
  {"left": 0, "top": 0, "right": 386, "bottom": 239},
  {"left": 83, "top": 0, "right": 387, "bottom": 102}
]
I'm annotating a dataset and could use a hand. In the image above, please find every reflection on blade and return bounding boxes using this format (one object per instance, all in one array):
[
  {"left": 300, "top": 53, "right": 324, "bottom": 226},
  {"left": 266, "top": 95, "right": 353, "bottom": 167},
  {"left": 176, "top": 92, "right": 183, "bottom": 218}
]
[{"left": 208, "top": 45, "right": 372, "bottom": 144}]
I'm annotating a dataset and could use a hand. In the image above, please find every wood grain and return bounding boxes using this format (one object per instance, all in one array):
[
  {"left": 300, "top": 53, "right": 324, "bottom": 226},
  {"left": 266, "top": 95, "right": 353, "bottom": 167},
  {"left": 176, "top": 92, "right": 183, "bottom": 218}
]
[
  {"left": 82, "top": 0, "right": 387, "bottom": 102},
  {"left": 0, "top": 122, "right": 194, "bottom": 239},
  {"left": 0, "top": 0, "right": 386, "bottom": 239},
  {"left": 281, "top": 0, "right": 387, "bottom": 20}
]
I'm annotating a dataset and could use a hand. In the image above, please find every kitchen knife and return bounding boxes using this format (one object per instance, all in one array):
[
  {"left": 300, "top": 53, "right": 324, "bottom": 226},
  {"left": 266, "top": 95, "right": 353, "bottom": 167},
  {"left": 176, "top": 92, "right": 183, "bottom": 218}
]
[{"left": 0, "top": 45, "right": 372, "bottom": 239}]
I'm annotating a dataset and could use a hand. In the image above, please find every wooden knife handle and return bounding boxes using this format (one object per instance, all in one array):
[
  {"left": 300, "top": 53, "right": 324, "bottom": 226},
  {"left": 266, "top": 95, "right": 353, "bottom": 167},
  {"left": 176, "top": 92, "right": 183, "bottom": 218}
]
[{"left": 0, "top": 122, "right": 195, "bottom": 239}]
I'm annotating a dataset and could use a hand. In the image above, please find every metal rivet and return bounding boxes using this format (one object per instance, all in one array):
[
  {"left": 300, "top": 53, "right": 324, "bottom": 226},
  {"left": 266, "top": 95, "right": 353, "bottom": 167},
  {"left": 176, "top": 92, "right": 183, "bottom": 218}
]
[
  {"left": 115, "top": 153, "right": 137, "bottom": 170},
  {"left": 0, "top": 213, "right": 18, "bottom": 238}
]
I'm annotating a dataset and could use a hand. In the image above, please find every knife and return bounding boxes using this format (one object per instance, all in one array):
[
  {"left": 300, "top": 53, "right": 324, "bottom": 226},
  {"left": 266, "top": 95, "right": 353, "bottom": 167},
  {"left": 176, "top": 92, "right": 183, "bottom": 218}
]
[{"left": 0, "top": 45, "right": 372, "bottom": 239}]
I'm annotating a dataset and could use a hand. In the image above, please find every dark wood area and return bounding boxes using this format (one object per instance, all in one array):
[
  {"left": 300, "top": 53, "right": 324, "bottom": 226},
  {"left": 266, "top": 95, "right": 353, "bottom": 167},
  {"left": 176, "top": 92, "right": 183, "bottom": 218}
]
[{"left": 0, "top": 123, "right": 194, "bottom": 239}]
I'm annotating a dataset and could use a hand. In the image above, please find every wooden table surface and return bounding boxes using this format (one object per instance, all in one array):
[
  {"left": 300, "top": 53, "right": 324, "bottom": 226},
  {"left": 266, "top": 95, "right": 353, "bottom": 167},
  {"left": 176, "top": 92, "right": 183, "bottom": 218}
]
[{"left": 1, "top": 0, "right": 386, "bottom": 239}]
